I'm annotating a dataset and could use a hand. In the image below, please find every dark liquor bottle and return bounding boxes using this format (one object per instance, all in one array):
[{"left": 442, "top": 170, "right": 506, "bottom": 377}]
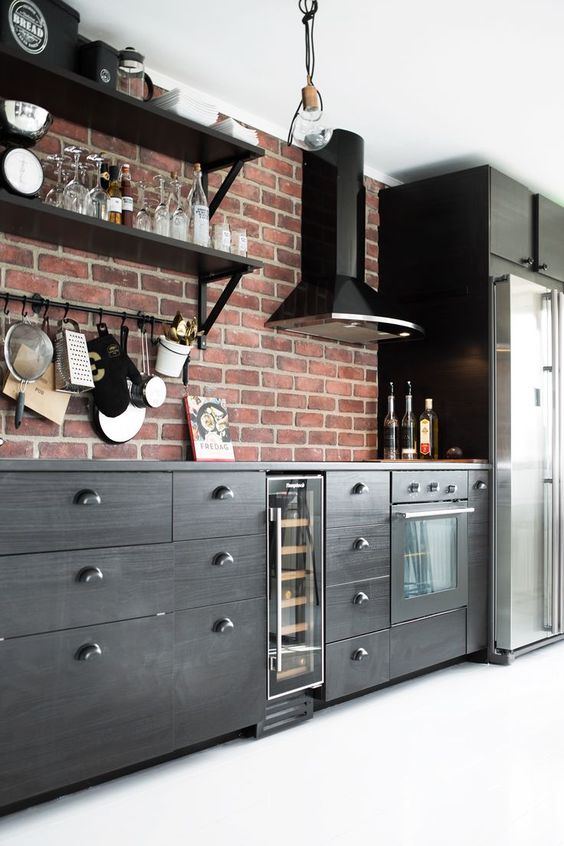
[
  {"left": 120, "top": 163, "right": 133, "bottom": 227},
  {"left": 100, "top": 157, "right": 110, "bottom": 191},
  {"left": 419, "top": 398, "right": 439, "bottom": 459},
  {"left": 401, "top": 380, "right": 417, "bottom": 460},
  {"left": 107, "top": 165, "right": 122, "bottom": 225},
  {"left": 383, "top": 381, "right": 399, "bottom": 459}
]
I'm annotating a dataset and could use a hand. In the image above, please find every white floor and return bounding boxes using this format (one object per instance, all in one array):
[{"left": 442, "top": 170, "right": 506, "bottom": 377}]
[{"left": 2, "top": 643, "right": 564, "bottom": 845}]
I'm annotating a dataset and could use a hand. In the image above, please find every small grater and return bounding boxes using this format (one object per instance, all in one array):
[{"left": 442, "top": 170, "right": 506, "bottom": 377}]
[{"left": 55, "top": 319, "right": 95, "bottom": 394}]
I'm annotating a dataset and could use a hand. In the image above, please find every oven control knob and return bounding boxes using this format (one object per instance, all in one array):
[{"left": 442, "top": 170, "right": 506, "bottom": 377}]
[
  {"left": 446, "top": 484, "right": 458, "bottom": 494},
  {"left": 429, "top": 481, "right": 440, "bottom": 492},
  {"left": 408, "top": 482, "right": 421, "bottom": 493}
]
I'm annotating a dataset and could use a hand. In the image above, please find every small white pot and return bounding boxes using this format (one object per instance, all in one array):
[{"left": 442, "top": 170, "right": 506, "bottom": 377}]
[{"left": 154, "top": 335, "right": 192, "bottom": 378}]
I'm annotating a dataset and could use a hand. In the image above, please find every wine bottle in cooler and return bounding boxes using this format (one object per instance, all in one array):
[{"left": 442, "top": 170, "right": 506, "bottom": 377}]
[
  {"left": 401, "top": 380, "right": 417, "bottom": 460},
  {"left": 383, "top": 381, "right": 399, "bottom": 459}
]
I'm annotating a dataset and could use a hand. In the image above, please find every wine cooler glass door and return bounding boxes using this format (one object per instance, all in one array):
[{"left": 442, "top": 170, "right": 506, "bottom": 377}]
[{"left": 268, "top": 475, "right": 324, "bottom": 699}]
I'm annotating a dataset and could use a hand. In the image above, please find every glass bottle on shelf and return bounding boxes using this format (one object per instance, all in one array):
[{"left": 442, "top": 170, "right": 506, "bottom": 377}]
[
  {"left": 107, "top": 165, "right": 123, "bottom": 225},
  {"left": 188, "top": 162, "right": 209, "bottom": 246},
  {"left": 383, "top": 381, "right": 399, "bottom": 459},
  {"left": 419, "top": 398, "right": 439, "bottom": 459},
  {"left": 401, "top": 380, "right": 417, "bottom": 460},
  {"left": 85, "top": 154, "right": 109, "bottom": 221},
  {"left": 169, "top": 171, "right": 188, "bottom": 241},
  {"left": 120, "top": 163, "right": 133, "bottom": 227},
  {"left": 153, "top": 174, "right": 169, "bottom": 236}
]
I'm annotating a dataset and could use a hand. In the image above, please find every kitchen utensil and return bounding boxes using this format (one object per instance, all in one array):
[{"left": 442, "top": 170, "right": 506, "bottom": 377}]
[
  {"left": 130, "top": 325, "right": 166, "bottom": 409},
  {"left": 4, "top": 319, "right": 54, "bottom": 428},
  {"left": 117, "top": 47, "right": 154, "bottom": 101},
  {"left": 54, "top": 318, "right": 94, "bottom": 394},
  {"left": 0, "top": 100, "right": 52, "bottom": 146}
]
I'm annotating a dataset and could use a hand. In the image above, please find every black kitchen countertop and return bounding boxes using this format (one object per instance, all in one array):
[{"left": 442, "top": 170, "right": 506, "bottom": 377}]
[{"left": 0, "top": 459, "right": 491, "bottom": 472}]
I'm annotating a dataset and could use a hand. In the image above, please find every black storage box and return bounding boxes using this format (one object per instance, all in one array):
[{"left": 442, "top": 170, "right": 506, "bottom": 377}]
[
  {"left": 0, "top": 0, "right": 80, "bottom": 70},
  {"left": 78, "top": 40, "right": 119, "bottom": 89}
]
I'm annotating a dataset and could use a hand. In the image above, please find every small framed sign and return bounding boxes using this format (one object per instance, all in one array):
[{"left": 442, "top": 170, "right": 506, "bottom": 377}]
[{"left": 185, "top": 395, "right": 235, "bottom": 462}]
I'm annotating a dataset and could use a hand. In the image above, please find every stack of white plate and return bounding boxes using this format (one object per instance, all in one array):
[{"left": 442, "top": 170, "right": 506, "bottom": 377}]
[
  {"left": 152, "top": 88, "right": 219, "bottom": 127},
  {"left": 214, "top": 117, "right": 259, "bottom": 146}
]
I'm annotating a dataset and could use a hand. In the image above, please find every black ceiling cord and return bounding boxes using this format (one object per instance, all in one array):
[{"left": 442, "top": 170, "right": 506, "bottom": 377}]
[{"left": 287, "top": 0, "right": 321, "bottom": 146}]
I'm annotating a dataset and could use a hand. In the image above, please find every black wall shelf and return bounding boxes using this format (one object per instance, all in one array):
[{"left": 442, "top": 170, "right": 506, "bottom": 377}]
[{"left": 0, "top": 46, "right": 264, "bottom": 171}]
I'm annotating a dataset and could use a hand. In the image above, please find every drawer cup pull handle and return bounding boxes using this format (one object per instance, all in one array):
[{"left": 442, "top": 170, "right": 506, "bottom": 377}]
[
  {"left": 213, "top": 552, "right": 234, "bottom": 567},
  {"left": 76, "top": 643, "right": 102, "bottom": 662},
  {"left": 353, "top": 591, "right": 370, "bottom": 606},
  {"left": 74, "top": 489, "right": 102, "bottom": 506},
  {"left": 78, "top": 567, "right": 104, "bottom": 584},
  {"left": 354, "top": 537, "right": 370, "bottom": 551},
  {"left": 213, "top": 485, "right": 234, "bottom": 501},
  {"left": 475, "top": 480, "right": 488, "bottom": 490},
  {"left": 353, "top": 482, "right": 369, "bottom": 495},
  {"left": 352, "top": 647, "right": 368, "bottom": 662},
  {"left": 213, "top": 617, "right": 234, "bottom": 634}
]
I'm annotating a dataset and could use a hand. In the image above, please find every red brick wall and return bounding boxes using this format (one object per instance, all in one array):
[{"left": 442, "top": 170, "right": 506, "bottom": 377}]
[{"left": 0, "top": 115, "right": 383, "bottom": 461}]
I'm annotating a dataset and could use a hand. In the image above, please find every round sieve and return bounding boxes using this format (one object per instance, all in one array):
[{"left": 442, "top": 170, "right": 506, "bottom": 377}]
[{"left": 4, "top": 320, "right": 54, "bottom": 428}]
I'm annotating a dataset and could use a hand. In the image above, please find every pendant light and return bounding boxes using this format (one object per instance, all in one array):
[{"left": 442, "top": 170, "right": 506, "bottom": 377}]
[{"left": 287, "top": 0, "right": 333, "bottom": 151}]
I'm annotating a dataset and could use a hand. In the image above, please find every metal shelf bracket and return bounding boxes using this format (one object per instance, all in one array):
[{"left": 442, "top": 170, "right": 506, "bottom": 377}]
[{"left": 198, "top": 271, "right": 244, "bottom": 350}]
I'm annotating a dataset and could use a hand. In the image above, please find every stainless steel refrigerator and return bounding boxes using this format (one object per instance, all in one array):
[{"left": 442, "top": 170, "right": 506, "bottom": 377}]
[{"left": 493, "top": 274, "right": 564, "bottom": 659}]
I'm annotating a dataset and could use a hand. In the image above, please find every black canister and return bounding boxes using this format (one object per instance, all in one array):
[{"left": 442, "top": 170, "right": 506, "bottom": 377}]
[
  {"left": 0, "top": 0, "right": 80, "bottom": 70},
  {"left": 78, "top": 40, "right": 119, "bottom": 89}
]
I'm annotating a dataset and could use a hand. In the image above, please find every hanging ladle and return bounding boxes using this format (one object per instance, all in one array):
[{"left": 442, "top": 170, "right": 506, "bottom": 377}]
[{"left": 4, "top": 318, "right": 53, "bottom": 428}]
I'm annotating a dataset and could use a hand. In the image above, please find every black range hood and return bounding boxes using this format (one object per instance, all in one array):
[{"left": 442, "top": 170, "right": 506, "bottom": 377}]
[{"left": 267, "top": 129, "right": 424, "bottom": 344}]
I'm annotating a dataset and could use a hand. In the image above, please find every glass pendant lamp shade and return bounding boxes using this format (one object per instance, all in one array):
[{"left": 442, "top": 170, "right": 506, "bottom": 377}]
[
  {"left": 287, "top": 0, "right": 332, "bottom": 151},
  {"left": 291, "top": 77, "right": 333, "bottom": 151}
]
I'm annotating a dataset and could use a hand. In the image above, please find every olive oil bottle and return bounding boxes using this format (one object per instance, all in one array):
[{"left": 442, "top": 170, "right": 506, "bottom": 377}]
[
  {"left": 383, "top": 381, "right": 399, "bottom": 459},
  {"left": 401, "top": 381, "right": 417, "bottom": 460},
  {"left": 419, "top": 398, "right": 439, "bottom": 459}
]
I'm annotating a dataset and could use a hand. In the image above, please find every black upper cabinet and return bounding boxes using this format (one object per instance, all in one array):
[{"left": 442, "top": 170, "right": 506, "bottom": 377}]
[
  {"left": 490, "top": 169, "right": 534, "bottom": 268},
  {"left": 535, "top": 194, "right": 564, "bottom": 283}
]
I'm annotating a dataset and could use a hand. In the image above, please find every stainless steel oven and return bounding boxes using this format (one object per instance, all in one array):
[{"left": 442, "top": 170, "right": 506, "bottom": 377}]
[{"left": 391, "top": 472, "right": 473, "bottom": 624}]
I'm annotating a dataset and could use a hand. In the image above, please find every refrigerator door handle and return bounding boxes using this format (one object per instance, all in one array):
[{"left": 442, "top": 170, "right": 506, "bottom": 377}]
[
  {"left": 269, "top": 506, "right": 284, "bottom": 673},
  {"left": 551, "top": 292, "right": 561, "bottom": 634}
]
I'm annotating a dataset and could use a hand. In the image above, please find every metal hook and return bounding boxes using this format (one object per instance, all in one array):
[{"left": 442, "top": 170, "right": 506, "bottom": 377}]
[
  {"left": 42, "top": 299, "right": 50, "bottom": 321},
  {"left": 21, "top": 295, "right": 27, "bottom": 318},
  {"left": 121, "top": 312, "right": 127, "bottom": 329},
  {"left": 150, "top": 316, "right": 157, "bottom": 345},
  {"left": 63, "top": 302, "right": 70, "bottom": 321},
  {"left": 3, "top": 293, "right": 9, "bottom": 315},
  {"left": 98, "top": 307, "right": 104, "bottom": 325}
]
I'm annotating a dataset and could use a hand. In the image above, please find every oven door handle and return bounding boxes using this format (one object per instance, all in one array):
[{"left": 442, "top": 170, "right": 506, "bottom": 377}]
[{"left": 396, "top": 507, "right": 475, "bottom": 519}]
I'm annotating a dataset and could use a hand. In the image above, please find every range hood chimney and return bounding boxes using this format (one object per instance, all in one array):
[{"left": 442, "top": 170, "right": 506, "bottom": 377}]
[{"left": 266, "top": 129, "right": 424, "bottom": 344}]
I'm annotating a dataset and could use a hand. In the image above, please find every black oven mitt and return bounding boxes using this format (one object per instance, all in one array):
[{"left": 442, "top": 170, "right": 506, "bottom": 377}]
[{"left": 88, "top": 324, "right": 141, "bottom": 417}]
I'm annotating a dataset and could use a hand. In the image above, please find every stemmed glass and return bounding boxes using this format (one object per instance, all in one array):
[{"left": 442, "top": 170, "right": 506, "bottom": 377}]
[
  {"left": 134, "top": 180, "right": 152, "bottom": 231},
  {"left": 169, "top": 173, "right": 188, "bottom": 241},
  {"left": 86, "top": 154, "right": 109, "bottom": 220},
  {"left": 63, "top": 146, "right": 88, "bottom": 215},
  {"left": 44, "top": 154, "right": 65, "bottom": 207},
  {"left": 153, "top": 174, "right": 169, "bottom": 236}
]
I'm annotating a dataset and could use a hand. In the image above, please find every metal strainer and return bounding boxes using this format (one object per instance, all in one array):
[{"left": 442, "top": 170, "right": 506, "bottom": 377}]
[{"left": 4, "top": 320, "right": 54, "bottom": 428}]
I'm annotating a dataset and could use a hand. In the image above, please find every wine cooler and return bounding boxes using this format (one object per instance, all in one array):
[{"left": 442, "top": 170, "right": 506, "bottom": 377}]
[{"left": 267, "top": 475, "right": 324, "bottom": 700}]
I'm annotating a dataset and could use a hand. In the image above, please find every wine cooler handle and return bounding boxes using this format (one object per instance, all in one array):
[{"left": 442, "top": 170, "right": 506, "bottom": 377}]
[
  {"left": 352, "top": 647, "right": 368, "bottom": 662},
  {"left": 270, "top": 506, "right": 283, "bottom": 673}
]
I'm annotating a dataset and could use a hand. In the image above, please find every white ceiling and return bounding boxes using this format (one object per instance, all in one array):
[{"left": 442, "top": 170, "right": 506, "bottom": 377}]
[{"left": 76, "top": 0, "right": 564, "bottom": 200}]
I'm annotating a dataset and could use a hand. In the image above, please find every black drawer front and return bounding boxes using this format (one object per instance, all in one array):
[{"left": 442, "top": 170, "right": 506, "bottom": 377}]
[
  {"left": 325, "top": 629, "right": 390, "bottom": 702},
  {"left": 326, "top": 577, "right": 390, "bottom": 643},
  {"left": 390, "top": 608, "right": 467, "bottom": 679},
  {"left": 391, "top": 471, "right": 468, "bottom": 503},
  {"left": 326, "top": 471, "right": 390, "bottom": 529},
  {"left": 173, "top": 471, "right": 265, "bottom": 540},
  {"left": 174, "top": 535, "right": 265, "bottom": 610},
  {"left": 0, "top": 615, "right": 174, "bottom": 809},
  {"left": 0, "top": 472, "right": 172, "bottom": 555},
  {"left": 0, "top": 544, "right": 174, "bottom": 639},
  {"left": 326, "top": 527, "right": 389, "bottom": 586},
  {"left": 174, "top": 597, "right": 266, "bottom": 748}
]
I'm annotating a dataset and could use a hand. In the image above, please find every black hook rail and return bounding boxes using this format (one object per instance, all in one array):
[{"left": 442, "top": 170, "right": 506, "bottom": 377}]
[{"left": 1, "top": 291, "right": 178, "bottom": 341}]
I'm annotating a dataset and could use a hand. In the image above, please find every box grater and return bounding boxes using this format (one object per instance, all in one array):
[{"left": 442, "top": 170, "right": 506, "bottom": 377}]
[{"left": 55, "top": 319, "right": 94, "bottom": 394}]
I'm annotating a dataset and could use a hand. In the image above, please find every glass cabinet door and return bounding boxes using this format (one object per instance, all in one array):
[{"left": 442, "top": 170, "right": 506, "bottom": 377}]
[{"left": 268, "top": 475, "right": 323, "bottom": 699}]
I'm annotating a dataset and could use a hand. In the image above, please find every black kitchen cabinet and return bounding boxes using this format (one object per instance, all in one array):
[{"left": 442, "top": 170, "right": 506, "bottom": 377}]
[
  {"left": 535, "top": 194, "right": 564, "bottom": 283},
  {"left": 490, "top": 169, "right": 534, "bottom": 268},
  {"left": 174, "top": 598, "right": 266, "bottom": 748},
  {"left": 390, "top": 608, "right": 467, "bottom": 679},
  {"left": 0, "top": 614, "right": 174, "bottom": 808}
]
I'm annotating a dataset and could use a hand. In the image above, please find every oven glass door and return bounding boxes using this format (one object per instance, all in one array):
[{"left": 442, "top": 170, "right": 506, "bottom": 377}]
[{"left": 391, "top": 504, "right": 470, "bottom": 623}]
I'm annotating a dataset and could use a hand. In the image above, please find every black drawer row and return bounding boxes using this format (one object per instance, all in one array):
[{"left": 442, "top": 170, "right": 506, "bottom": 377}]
[
  {"left": 0, "top": 597, "right": 266, "bottom": 809},
  {"left": 0, "top": 535, "right": 265, "bottom": 639}
]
